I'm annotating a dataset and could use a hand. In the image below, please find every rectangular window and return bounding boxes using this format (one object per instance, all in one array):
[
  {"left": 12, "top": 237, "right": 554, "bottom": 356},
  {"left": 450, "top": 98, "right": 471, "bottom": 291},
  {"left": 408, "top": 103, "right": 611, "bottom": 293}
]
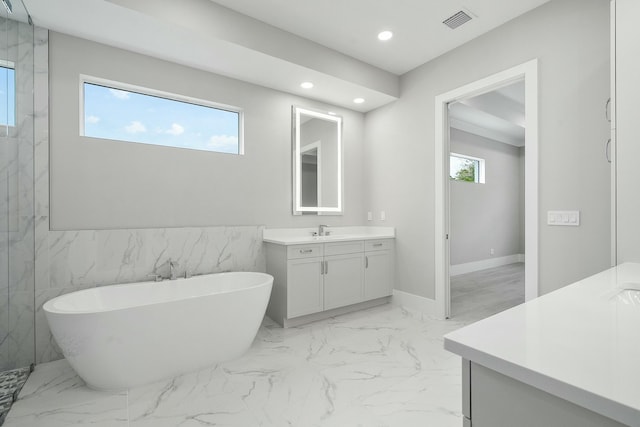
[
  {"left": 81, "top": 77, "right": 243, "bottom": 154},
  {"left": 450, "top": 153, "right": 485, "bottom": 183},
  {"left": 0, "top": 62, "right": 16, "bottom": 127}
]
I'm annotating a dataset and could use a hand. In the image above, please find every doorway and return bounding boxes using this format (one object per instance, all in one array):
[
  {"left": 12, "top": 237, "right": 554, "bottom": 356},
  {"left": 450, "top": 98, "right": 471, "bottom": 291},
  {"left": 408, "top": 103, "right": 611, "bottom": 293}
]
[
  {"left": 434, "top": 59, "right": 539, "bottom": 319},
  {"left": 448, "top": 81, "right": 525, "bottom": 319}
]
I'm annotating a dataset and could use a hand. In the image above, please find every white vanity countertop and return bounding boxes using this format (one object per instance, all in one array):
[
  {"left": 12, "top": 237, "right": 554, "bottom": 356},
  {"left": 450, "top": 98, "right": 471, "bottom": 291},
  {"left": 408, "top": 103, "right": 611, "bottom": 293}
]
[
  {"left": 444, "top": 262, "right": 640, "bottom": 426},
  {"left": 263, "top": 226, "right": 395, "bottom": 245}
]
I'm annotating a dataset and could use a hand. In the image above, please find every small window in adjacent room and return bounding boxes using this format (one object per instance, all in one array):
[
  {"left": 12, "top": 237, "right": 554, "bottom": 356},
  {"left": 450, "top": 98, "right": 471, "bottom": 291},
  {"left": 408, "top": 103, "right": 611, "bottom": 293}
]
[
  {"left": 450, "top": 153, "right": 485, "bottom": 183},
  {"left": 81, "top": 77, "right": 243, "bottom": 154},
  {"left": 0, "top": 62, "right": 16, "bottom": 127}
]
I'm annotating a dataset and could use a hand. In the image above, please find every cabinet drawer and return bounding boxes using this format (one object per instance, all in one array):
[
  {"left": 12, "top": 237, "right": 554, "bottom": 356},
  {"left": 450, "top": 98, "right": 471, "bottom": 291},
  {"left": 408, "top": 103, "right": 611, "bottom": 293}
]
[
  {"left": 287, "top": 244, "right": 323, "bottom": 259},
  {"left": 325, "top": 240, "right": 364, "bottom": 256},
  {"left": 365, "top": 239, "right": 394, "bottom": 251}
]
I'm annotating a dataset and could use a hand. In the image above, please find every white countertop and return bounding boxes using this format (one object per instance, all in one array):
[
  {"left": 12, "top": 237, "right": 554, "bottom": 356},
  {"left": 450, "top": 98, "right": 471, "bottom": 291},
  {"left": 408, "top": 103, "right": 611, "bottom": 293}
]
[
  {"left": 263, "top": 226, "right": 395, "bottom": 245},
  {"left": 444, "top": 263, "right": 640, "bottom": 426}
]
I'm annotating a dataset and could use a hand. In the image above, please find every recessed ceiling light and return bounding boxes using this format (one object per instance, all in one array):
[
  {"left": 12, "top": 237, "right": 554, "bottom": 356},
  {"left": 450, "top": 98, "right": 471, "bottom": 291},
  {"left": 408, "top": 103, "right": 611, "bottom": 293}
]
[
  {"left": 300, "top": 82, "right": 314, "bottom": 89},
  {"left": 377, "top": 30, "right": 393, "bottom": 41},
  {"left": 328, "top": 111, "right": 337, "bottom": 115},
  {"left": 353, "top": 98, "right": 365, "bottom": 104}
]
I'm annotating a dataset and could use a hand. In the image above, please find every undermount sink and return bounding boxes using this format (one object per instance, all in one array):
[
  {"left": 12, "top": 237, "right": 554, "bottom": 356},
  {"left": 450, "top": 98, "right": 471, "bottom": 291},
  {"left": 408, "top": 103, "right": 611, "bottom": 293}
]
[
  {"left": 610, "top": 283, "right": 640, "bottom": 306},
  {"left": 615, "top": 290, "right": 640, "bottom": 305}
]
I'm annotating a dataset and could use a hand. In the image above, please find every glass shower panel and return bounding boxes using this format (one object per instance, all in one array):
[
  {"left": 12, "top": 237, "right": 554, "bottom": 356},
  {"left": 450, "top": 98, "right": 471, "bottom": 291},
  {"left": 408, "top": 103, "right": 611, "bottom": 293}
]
[
  {"left": 0, "top": 0, "right": 10, "bottom": 373},
  {"left": 0, "top": 0, "right": 34, "bottom": 372}
]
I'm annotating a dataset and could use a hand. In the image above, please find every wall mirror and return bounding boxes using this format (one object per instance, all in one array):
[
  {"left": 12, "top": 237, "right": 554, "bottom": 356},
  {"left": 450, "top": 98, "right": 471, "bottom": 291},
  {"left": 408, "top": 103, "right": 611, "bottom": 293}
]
[{"left": 293, "top": 106, "right": 343, "bottom": 215}]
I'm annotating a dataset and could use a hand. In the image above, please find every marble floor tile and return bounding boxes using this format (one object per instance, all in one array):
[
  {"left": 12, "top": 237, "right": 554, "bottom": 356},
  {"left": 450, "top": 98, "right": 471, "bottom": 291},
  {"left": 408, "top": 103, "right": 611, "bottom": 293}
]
[
  {"left": 5, "top": 394, "right": 128, "bottom": 427},
  {"left": 5, "top": 359, "right": 128, "bottom": 426},
  {"left": 5, "top": 304, "right": 482, "bottom": 426}
]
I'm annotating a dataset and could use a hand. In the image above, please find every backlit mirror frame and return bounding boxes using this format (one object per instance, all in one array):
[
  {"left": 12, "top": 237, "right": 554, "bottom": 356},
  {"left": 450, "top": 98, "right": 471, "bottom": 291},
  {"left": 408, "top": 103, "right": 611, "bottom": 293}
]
[{"left": 293, "top": 106, "right": 343, "bottom": 215}]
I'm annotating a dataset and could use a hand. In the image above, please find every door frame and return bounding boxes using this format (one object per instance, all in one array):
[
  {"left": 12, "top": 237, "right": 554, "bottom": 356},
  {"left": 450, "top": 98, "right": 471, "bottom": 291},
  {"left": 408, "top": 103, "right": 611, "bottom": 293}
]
[{"left": 434, "top": 59, "right": 539, "bottom": 319}]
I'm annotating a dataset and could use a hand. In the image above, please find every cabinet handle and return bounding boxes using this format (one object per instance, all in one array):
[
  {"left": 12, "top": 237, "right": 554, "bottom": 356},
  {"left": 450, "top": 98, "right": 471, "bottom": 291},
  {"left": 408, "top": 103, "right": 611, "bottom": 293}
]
[
  {"left": 606, "top": 138, "right": 611, "bottom": 163},
  {"left": 300, "top": 249, "right": 313, "bottom": 254},
  {"left": 365, "top": 256, "right": 369, "bottom": 268},
  {"left": 605, "top": 98, "right": 611, "bottom": 122},
  {"left": 324, "top": 260, "right": 328, "bottom": 274},
  {"left": 320, "top": 261, "right": 324, "bottom": 275},
  {"left": 372, "top": 243, "right": 383, "bottom": 247}
]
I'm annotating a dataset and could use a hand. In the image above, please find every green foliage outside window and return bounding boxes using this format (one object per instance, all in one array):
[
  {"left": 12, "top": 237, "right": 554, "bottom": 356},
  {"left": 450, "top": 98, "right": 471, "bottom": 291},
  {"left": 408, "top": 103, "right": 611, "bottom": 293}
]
[{"left": 454, "top": 161, "right": 475, "bottom": 182}]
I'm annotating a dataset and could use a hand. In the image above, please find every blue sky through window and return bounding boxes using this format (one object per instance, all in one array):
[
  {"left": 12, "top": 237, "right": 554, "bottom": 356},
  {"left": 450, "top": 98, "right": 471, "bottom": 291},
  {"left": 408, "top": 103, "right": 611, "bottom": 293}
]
[
  {"left": 83, "top": 82, "right": 240, "bottom": 154},
  {"left": 0, "top": 66, "right": 16, "bottom": 127}
]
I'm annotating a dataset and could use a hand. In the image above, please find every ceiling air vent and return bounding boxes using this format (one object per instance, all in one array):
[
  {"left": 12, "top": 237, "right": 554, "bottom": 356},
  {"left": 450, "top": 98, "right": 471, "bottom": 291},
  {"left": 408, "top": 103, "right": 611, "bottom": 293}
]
[{"left": 443, "top": 10, "right": 473, "bottom": 29}]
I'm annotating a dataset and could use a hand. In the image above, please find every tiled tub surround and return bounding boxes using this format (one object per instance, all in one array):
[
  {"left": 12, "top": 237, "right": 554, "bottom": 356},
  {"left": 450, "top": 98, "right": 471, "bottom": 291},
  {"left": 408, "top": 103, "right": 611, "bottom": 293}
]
[
  {"left": 6, "top": 304, "right": 469, "bottom": 427},
  {"left": 36, "top": 226, "right": 266, "bottom": 364}
]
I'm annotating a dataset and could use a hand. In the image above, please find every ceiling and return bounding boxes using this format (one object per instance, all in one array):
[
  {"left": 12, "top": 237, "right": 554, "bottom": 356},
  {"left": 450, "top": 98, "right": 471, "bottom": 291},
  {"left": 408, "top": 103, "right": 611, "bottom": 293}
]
[
  {"left": 23, "top": 0, "right": 549, "bottom": 112},
  {"left": 208, "top": 0, "right": 550, "bottom": 76},
  {"left": 449, "top": 81, "right": 526, "bottom": 147}
]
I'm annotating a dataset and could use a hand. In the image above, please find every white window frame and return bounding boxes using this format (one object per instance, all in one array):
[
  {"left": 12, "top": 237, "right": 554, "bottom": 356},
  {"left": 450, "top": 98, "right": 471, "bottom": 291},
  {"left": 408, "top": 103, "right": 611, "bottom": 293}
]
[
  {"left": 79, "top": 75, "right": 244, "bottom": 154},
  {"left": 450, "top": 152, "right": 485, "bottom": 183}
]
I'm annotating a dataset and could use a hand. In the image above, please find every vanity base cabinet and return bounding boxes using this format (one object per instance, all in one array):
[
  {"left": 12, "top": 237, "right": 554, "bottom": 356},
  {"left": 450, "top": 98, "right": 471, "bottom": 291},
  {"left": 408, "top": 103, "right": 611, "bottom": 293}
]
[
  {"left": 265, "top": 239, "right": 394, "bottom": 327},
  {"left": 287, "top": 257, "right": 324, "bottom": 318},
  {"left": 324, "top": 253, "right": 364, "bottom": 310},
  {"left": 464, "top": 362, "right": 626, "bottom": 427},
  {"left": 364, "top": 240, "right": 394, "bottom": 300}
]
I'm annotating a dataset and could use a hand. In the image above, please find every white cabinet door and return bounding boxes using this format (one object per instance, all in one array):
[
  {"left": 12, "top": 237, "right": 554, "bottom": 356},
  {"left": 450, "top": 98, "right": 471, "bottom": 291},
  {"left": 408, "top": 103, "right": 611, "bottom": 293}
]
[
  {"left": 287, "top": 257, "right": 324, "bottom": 318},
  {"left": 364, "top": 250, "right": 393, "bottom": 300},
  {"left": 323, "top": 253, "right": 364, "bottom": 310},
  {"left": 616, "top": 0, "right": 640, "bottom": 263}
]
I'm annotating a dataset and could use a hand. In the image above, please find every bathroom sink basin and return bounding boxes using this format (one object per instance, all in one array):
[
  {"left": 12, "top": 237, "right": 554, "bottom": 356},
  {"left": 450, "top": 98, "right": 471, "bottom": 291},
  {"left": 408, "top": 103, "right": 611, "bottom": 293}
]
[
  {"left": 614, "top": 290, "right": 640, "bottom": 305},
  {"left": 609, "top": 283, "right": 640, "bottom": 306}
]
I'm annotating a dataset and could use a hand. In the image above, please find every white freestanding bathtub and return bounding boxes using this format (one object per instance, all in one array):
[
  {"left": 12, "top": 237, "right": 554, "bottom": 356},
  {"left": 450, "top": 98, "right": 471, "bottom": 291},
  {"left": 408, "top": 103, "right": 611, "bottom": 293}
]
[{"left": 44, "top": 272, "right": 273, "bottom": 391}]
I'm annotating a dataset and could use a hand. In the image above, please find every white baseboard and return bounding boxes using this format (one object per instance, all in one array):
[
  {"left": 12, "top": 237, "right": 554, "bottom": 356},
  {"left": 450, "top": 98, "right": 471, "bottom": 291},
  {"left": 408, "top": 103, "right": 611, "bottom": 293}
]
[
  {"left": 392, "top": 289, "right": 436, "bottom": 316},
  {"left": 450, "top": 254, "right": 524, "bottom": 277}
]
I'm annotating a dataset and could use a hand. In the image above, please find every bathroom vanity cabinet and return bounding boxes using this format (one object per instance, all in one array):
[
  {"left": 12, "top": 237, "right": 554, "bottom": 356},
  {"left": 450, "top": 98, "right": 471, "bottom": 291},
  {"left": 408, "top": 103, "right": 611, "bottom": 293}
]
[
  {"left": 445, "top": 264, "right": 640, "bottom": 427},
  {"left": 265, "top": 237, "right": 394, "bottom": 327},
  {"left": 460, "top": 360, "right": 626, "bottom": 427}
]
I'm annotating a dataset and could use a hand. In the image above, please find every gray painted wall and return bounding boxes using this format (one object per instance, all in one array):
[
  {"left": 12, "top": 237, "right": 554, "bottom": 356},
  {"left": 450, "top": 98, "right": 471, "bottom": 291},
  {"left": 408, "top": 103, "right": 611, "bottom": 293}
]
[
  {"left": 49, "top": 32, "right": 365, "bottom": 230},
  {"left": 364, "top": 0, "right": 611, "bottom": 297},
  {"left": 449, "top": 129, "right": 522, "bottom": 265}
]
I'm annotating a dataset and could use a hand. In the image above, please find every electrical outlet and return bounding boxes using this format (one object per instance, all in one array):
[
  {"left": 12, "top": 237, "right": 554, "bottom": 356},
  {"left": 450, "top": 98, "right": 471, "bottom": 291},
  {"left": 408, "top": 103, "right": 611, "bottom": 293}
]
[
  {"left": 490, "top": 248, "right": 495, "bottom": 256},
  {"left": 367, "top": 212, "right": 373, "bottom": 221},
  {"left": 380, "top": 211, "right": 386, "bottom": 221}
]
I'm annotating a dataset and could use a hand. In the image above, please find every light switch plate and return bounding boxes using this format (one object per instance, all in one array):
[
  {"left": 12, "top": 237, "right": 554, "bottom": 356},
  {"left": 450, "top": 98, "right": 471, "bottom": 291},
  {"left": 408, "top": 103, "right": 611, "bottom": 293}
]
[{"left": 547, "top": 210, "right": 580, "bottom": 226}]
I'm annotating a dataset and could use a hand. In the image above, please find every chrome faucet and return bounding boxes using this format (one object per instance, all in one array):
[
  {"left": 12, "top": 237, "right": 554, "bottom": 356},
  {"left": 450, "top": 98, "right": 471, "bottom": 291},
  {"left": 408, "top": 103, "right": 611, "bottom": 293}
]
[
  {"left": 169, "top": 260, "right": 178, "bottom": 280},
  {"left": 319, "top": 224, "right": 329, "bottom": 236}
]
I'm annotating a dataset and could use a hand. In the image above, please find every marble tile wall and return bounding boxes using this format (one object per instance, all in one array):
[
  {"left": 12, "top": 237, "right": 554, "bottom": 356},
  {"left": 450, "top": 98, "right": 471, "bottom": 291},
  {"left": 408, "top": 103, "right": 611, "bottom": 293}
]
[{"left": 0, "top": 18, "right": 36, "bottom": 372}]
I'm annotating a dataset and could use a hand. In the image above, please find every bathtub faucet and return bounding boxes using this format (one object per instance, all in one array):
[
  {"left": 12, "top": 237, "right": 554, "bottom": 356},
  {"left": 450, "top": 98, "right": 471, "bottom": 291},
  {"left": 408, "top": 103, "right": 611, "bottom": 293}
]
[{"left": 169, "top": 259, "right": 179, "bottom": 280}]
